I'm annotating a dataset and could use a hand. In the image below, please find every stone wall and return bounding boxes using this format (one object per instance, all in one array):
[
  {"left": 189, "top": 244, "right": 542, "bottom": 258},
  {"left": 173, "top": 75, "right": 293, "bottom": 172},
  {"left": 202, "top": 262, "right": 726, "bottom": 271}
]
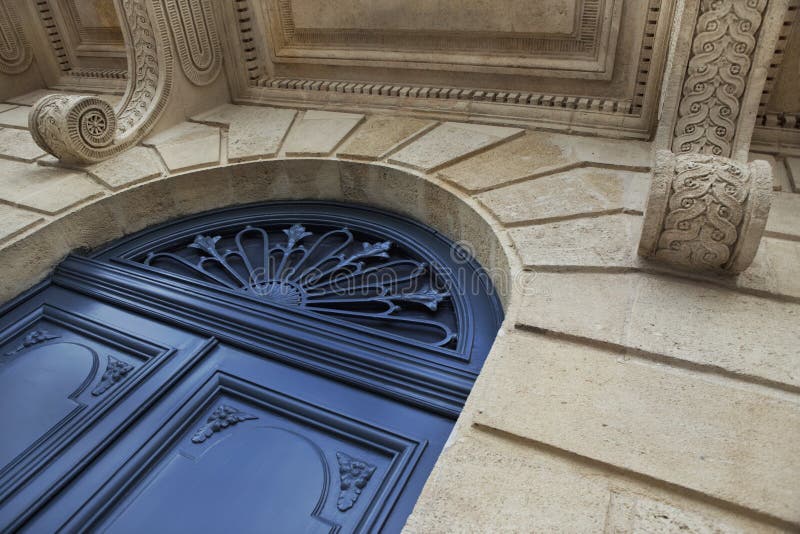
[{"left": 0, "top": 94, "right": 798, "bottom": 531}]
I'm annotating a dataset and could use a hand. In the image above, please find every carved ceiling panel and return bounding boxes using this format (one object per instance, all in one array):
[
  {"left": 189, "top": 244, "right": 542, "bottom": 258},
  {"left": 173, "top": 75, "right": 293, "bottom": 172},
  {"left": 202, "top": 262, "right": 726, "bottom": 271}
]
[
  {"left": 36, "top": 0, "right": 127, "bottom": 85},
  {"left": 232, "top": 0, "right": 675, "bottom": 139},
  {"left": 265, "top": 0, "right": 620, "bottom": 78}
]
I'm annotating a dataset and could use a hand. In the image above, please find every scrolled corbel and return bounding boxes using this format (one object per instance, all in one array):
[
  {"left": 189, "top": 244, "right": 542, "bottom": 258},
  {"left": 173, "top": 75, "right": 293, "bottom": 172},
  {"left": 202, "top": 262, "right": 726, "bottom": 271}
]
[
  {"left": 638, "top": 150, "right": 772, "bottom": 273},
  {"left": 28, "top": 0, "right": 173, "bottom": 164}
]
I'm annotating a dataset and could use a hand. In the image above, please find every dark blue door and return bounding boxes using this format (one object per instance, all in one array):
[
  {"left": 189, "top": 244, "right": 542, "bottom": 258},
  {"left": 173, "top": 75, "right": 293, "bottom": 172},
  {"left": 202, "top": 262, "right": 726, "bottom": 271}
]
[{"left": 0, "top": 202, "right": 502, "bottom": 533}]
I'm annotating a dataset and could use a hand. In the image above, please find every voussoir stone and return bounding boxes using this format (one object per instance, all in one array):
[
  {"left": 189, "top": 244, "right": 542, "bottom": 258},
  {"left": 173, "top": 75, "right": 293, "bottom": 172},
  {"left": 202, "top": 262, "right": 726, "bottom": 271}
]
[
  {"left": 439, "top": 132, "right": 651, "bottom": 192},
  {"left": 0, "top": 128, "right": 46, "bottom": 162},
  {"left": 509, "top": 213, "right": 641, "bottom": 268},
  {"left": 192, "top": 104, "right": 297, "bottom": 162},
  {"left": 0, "top": 105, "right": 32, "bottom": 129},
  {"left": 472, "top": 331, "right": 800, "bottom": 523},
  {"left": 337, "top": 115, "right": 435, "bottom": 161},
  {"left": 0, "top": 204, "right": 43, "bottom": 243},
  {"left": 143, "top": 122, "right": 221, "bottom": 172},
  {"left": 519, "top": 271, "right": 800, "bottom": 389},
  {"left": 388, "top": 122, "right": 523, "bottom": 172},
  {"left": 282, "top": 110, "right": 364, "bottom": 157},
  {"left": 85, "top": 146, "right": 165, "bottom": 190},
  {"left": 0, "top": 159, "right": 104, "bottom": 215},
  {"left": 477, "top": 167, "right": 650, "bottom": 224}
]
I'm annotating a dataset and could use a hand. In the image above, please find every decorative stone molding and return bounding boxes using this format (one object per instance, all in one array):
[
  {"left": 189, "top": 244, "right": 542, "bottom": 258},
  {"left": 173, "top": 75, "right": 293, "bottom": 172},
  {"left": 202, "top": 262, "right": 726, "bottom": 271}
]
[
  {"left": 29, "top": 0, "right": 174, "bottom": 164},
  {"left": 639, "top": 150, "right": 772, "bottom": 273},
  {"left": 0, "top": 2, "right": 33, "bottom": 75},
  {"left": 672, "top": 0, "right": 768, "bottom": 157},
  {"left": 162, "top": 0, "right": 221, "bottom": 86}
]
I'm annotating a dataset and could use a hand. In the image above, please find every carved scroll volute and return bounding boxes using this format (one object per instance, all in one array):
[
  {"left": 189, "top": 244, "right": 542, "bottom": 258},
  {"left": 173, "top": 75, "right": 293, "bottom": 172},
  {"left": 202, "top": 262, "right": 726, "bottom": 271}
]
[
  {"left": 28, "top": 0, "right": 174, "bottom": 164},
  {"left": 639, "top": 150, "right": 772, "bottom": 273}
]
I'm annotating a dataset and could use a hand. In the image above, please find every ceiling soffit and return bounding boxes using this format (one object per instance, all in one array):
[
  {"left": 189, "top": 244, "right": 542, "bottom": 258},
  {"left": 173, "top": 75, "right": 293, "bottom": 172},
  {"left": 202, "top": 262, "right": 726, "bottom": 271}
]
[
  {"left": 34, "top": 0, "right": 127, "bottom": 90},
  {"left": 265, "top": 0, "right": 621, "bottom": 79},
  {"left": 753, "top": 1, "right": 800, "bottom": 152},
  {"left": 227, "top": 0, "right": 675, "bottom": 139}
]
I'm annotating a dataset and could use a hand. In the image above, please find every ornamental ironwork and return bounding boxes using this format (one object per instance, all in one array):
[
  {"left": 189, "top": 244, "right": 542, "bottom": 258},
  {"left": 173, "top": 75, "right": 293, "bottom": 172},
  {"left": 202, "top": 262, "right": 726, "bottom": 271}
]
[{"left": 142, "top": 223, "right": 457, "bottom": 347}]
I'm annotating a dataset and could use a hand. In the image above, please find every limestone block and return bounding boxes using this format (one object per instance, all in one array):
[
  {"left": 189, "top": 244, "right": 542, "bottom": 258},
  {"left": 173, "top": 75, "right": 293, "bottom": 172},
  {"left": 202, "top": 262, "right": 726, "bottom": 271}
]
[
  {"left": 477, "top": 168, "right": 650, "bottom": 224},
  {"left": 404, "top": 430, "right": 611, "bottom": 533},
  {"left": 0, "top": 159, "right": 104, "bottom": 214},
  {"left": 0, "top": 128, "right": 45, "bottom": 162},
  {"left": 519, "top": 272, "right": 800, "bottom": 389},
  {"left": 472, "top": 332, "right": 800, "bottom": 523},
  {"left": 786, "top": 157, "right": 800, "bottom": 192},
  {"left": 605, "top": 491, "right": 751, "bottom": 533},
  {"left": 439, "top": 131, "right": 651, "bottom": 192},
  {"left": 192, "top": 104, "right": 297, "bottom": 162},
  {"left": 510, "top": 213, "right": 641, "bottom": 268},
  {"left": 0, "top": 105, "right": 31, "bottom": 128},
  {"left": 0, "top": 204, "right": 42, "bottom": 243},
  {"left": 282, "top": 110, "right": 364, "bottom": 157},
  {"left": 0, "top": 104, "right": 15, "bottom": 114},
  {"left": 337, "top": 115, "right": 435, "bottom": 161},
  {"left": 85, "top": 146, "right": 164, "bottom": 190},
  {"left": 405, "top": 428, "right": 776, "bottom": 533},
  {"left": 765, "top": 192, "right": 800, "bottom": 241},
  {"left": 388, "top": 122, "right": 523, "bottom": 172},
  {"left": 143, "top": 122, "right": 221, "bottom": 172}
]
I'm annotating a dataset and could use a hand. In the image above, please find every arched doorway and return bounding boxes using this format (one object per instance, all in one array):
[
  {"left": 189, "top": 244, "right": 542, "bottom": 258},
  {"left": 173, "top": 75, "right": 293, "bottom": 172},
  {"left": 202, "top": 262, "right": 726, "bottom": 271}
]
[{"left": 0, "top": 201, "right": 502, "bottom": 532}]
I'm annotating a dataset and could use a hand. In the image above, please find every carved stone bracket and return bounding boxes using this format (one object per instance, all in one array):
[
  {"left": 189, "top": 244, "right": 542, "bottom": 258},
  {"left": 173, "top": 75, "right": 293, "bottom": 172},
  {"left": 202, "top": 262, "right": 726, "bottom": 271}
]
[
  {"left": 672, "top": 0, "right": 768, "bottom": 158},
  {"left": 28, "top": 0, "right": 174, "bottom": 164},
  {"left": 639, "top": 150, "right": 772, "bottom": 273}
]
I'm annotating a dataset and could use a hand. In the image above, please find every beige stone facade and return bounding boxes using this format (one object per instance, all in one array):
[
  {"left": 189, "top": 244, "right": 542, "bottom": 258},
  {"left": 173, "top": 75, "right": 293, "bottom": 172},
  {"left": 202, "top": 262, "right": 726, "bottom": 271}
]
[{"left": 0, "top": 0, "right": 799, "bottom": 531}]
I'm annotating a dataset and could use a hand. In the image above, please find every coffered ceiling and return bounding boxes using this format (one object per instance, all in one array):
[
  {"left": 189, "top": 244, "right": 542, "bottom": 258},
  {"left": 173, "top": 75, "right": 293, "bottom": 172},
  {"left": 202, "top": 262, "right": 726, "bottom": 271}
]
[{"left": 230, "top": 0, "right": 670, "bottom": 139}]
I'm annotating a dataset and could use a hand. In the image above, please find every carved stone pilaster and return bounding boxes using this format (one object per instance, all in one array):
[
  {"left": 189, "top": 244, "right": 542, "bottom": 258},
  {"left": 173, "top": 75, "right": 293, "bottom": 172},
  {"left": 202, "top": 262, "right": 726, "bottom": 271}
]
[
  {"left": 0, "top": 2, "right": 32, "bottom": 75},
  {"left": 639, "top": 150, "right": 772, "bottom": 273},
  {"left": 28, "top": 0, "right": 174, "bottom": 164}
]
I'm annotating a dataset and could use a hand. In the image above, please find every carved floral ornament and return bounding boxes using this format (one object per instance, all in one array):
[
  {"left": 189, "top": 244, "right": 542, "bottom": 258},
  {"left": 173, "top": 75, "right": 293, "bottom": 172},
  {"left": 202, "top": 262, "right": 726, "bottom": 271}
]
[
  {"left": 638, "top": 150, "right": 771, "bottom": 273},
  {"left": 672, "top": 0, "right": 767, "bottom": 158}
]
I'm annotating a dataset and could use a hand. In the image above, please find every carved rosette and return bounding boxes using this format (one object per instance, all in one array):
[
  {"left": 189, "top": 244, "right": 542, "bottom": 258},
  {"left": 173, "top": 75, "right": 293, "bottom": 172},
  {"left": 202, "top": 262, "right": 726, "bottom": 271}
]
[
  {"left": 672, "top": 0, "right": 767, "bottom": 157},
  {"left": 28, "top": 96, "right": 118, "bottom": 164},
  {"left": 0, "top": 2, "right": 32, "bottom": 74},
  {"left": 639, "top": 151, "right": 772, "bottom": 273},
  {"left": 28, "top": 0, "right": 174, "bottom": 164}
]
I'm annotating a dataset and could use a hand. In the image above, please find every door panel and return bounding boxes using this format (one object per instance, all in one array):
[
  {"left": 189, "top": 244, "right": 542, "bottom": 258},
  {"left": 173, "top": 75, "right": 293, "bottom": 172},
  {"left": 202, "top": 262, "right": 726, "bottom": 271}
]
[
  {"left": 23, "top": 343, "right": 449, "bottom": 533},
  {"left": 0, "top": 287, "right": 212, "bottom": 530},
  {"left": 1, "top": 203, "right": 502, "bottom": 533}
]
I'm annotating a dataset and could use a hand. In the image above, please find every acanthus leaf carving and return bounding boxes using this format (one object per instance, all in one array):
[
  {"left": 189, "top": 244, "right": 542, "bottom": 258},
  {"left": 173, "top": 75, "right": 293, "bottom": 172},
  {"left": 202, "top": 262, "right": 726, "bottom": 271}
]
[
  {"left": 672, "top": 0, "right": 767, "bottom": 157},
  {"left": 335, "top": 451, "right": 376, "bottom": 512},
  {"left": 91, "top": 355, "right": 134, "bottom": 396},
  {"left": 191, "top": 404, "right": 258, "bottom": 443},
  {"left": 29, "top": 0, "right": 174, "bottom": 164},
  {"left": 0, "top": 2, "right": 33, "bottom": 75},
  {"left": 638, "top": 150, "right": 772, "bottom": 273},
  {"left": 5, "top": 329, "right": 60, "bottom": 356}
]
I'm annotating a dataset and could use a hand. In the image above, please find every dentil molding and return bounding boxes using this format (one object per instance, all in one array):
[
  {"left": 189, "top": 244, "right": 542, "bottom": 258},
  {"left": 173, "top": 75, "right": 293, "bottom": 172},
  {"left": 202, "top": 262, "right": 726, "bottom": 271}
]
[{"left": 639, "top": 150, "right": 772, "bottom": 273}]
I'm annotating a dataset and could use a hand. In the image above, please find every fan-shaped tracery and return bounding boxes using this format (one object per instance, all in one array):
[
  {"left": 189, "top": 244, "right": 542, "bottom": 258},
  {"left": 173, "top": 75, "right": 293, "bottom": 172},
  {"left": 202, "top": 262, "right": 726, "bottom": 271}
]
[{"left": 143, "top": 223, "right": 457, "bottom": 347}]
